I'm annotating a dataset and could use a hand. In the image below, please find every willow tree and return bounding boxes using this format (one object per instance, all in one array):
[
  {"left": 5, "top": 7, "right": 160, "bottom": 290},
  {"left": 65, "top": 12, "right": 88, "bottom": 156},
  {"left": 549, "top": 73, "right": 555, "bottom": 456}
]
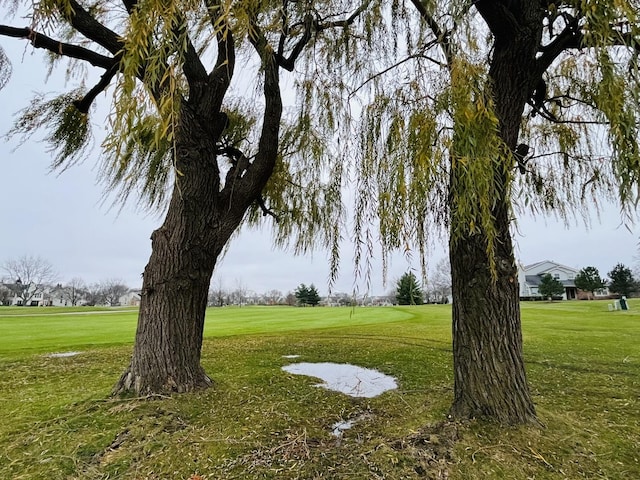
[
  {"left": 0, "top": 0, "right": 368, "bottom": 394},
  {"left": 286, "top": 0, "right": 640, "bottom": 424}
]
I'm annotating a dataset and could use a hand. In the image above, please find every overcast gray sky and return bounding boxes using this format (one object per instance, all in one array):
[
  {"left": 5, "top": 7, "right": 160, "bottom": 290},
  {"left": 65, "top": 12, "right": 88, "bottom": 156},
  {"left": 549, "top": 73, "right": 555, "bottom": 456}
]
[{"left": 1, "top": 38, "right": 638, "bottom": 296}]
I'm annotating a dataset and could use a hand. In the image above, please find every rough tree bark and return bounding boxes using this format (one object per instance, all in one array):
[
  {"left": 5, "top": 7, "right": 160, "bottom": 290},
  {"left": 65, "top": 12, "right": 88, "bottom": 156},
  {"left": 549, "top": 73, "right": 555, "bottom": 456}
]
[
  {"left": 449, "top": 2, "right": 544, "bottom": 424},
  {"left": 113, "top": 32, "right": 282, "bottom": 396},
  {"left": 114, "top": 106, "right": 230, "bottom": 394}
]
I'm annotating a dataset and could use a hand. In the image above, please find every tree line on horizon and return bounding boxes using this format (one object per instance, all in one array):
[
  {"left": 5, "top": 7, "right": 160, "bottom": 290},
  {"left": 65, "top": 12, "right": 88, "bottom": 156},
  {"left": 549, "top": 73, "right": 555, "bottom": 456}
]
[{"left": 0, "top": 254, "right": 131, "bottom": 306}]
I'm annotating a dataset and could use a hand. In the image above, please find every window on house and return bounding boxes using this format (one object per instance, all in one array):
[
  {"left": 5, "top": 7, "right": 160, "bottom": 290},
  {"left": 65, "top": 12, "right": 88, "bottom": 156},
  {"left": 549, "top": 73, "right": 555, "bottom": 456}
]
[{"left": 554, "top": 274, "right": 560, "bottom": 279}]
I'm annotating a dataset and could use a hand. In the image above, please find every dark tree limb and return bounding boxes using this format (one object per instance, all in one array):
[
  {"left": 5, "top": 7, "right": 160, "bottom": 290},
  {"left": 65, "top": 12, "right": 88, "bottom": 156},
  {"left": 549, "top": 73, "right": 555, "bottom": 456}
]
[
  {"left": 66, "top": 0, "right": 123, "bottom": 55},
  {"left": 473, "top": 0, "right": 521, "bottom": 42},
  {"left": 122, "top": 0, "right": 137, "bottom": 14},
  {"left": 315, "top": 0, "right": 372, "bottom": 30},
  {"left": 74, "top": 62, "right": 119, "bottom": 113},
  {"left": 408, "top": 0, "right": 453, "bottom": 66},
  {"left": 219, "top": 15, "right": 281, "bottom": 211},
  {"left": 277, "top": 0, "right": 290, "bottom": 62},
  {"left": 257, "top": 195, "right": 279, "bottom": 222},
  {"left": 181, "top": 34, "right": 208, "bottom": 86},
  {"left": 535, "top": 13, "right": 582, "bottom": 78},
  {"left": 0, "top": 25, "right": 115, "bottom": 69},
  {"left": 276, "top": 1, "right": 370, "bottom": 72},
  {"left": 276, "top": 12, "right": 313, "bottom": 72},
  {"left": 202, "top": 0, "right": 235, "bottom": 114},
  {"left": 204, "top": 0, "right": 235, "bottom": 81}
]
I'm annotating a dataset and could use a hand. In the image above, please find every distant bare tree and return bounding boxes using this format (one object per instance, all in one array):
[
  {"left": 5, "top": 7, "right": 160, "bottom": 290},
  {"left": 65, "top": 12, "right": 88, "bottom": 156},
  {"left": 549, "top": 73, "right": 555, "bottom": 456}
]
[
  {"left": 100, "top": 279, "right": 129, "bottom": 306},
  {"left": 208, "top": 278, "right": 228, "bottom": 307},
  {"left": 63, "top": 277, "right": 87, "bottom": 306},
  {"left": 264, "top": 289, "right": 283, "bottom": 305},
  {"left": 285, "top": 292, "right": 297, "bottom": 307},
  {"left": 426, "top": 258, "right": 452, "bottom": 304},
  {"left": 1, "top": 255, "right": 57, "bottom": 306},
  {"left": 230, "top": 279, "right": 248, "bottom": 306},
  {"left": 84, "top": 283, "right": 105, "bottom": 306}
]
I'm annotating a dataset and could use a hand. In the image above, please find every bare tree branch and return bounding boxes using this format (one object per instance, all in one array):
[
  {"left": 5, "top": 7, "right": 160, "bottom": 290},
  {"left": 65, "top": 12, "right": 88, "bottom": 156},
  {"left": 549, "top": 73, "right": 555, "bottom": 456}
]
[
  {"left": 277, "top": 12, "right": 313, "bottom": 72},
  {"left": 74, "top": 62, "right": 119, "bottom": 113},
  {"left": 408, "top": 0, "right": 453, "bottom": 66},
  {"left": 535, "top": 13, "right": 582, "bottom": 77},
  {"left": 66, "top": 0, "right": 123, "bottom": 55},
  {"left": 315, "top": 0, "right": 372, "bottom": 30},
  {"left": 0, "top": 25, "right": 115, "bottom": 69}
]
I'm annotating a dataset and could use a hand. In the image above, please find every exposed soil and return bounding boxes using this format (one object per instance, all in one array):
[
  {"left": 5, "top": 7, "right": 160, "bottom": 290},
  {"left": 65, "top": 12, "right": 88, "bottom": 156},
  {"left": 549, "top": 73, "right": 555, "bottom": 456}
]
[{"left": 392, "top": 421, "right": 460, "bottom": 479}]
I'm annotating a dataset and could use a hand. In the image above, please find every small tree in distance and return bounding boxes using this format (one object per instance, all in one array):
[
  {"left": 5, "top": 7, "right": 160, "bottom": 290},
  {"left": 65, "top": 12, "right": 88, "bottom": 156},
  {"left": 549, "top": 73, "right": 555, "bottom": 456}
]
[
  {"left": 63, "top": 277, "right": 87, "bottom": 306},
  {"left": 608, "top": 264, "right": 637, "bottom": 298},
  {"left": 396, "top": 272, "right": 424, "bottom": 306},
  {"left": 285, "top": 292, "right": 297, "bottom": 307},
  {"left": 84, "top": 283, "right": 105, "bottom": 306},
  {"left": 294, "top": 284, "right": 310, "bottom": 307},
  {"left": 425, "top": 258, "right": 452, "bottom": 304},
  {"left": 574, "top": 267, "right": 606, "bottom": 299},
  {"left": 538, "top": 274, "right": 565, "bottom": 300},
  {"left": 306, "top": 285, "right": 321, "bottom": 307},
  {"left": 100, "top": 279, "right": 129, "bottom": 307},
  {"left": 294, "top": 284, "right": 320, "bottom": 307}
]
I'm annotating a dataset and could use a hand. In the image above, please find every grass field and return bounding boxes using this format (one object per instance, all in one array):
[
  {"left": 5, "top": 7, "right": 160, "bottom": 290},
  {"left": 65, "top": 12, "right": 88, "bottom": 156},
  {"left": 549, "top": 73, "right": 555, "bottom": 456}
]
[{"left": 0, "top": 301, "right": 638, "bottom": 479}]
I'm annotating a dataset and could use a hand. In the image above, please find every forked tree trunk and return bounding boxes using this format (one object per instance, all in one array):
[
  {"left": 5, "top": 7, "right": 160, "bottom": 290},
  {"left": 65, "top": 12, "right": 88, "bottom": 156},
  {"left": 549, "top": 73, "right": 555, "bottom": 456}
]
[
  {"left": 113, "top": 107, "right": 248, "bottom": 395},
  {"left": 113, "top": 34, "right": 281, "bottom": 395}
]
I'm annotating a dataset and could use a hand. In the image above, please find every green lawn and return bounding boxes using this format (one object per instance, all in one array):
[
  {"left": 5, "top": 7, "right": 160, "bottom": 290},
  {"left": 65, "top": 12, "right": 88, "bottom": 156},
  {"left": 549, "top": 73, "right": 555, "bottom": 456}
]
[{"left": 0, "top": 301, "right": 637, "bottom": 479}]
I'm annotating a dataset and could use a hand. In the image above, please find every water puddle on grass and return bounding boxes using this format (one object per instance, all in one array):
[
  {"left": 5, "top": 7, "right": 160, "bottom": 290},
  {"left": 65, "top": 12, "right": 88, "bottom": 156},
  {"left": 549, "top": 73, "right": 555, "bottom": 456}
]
[
  {"left": 46, "top": 351, "right": 82, "bottom": 358},
  {"left": 282, "top": 362, "right": 397, "bottom": 398},
  {"left": 332, "top": 419, "right": 355, "bottom": 437}
]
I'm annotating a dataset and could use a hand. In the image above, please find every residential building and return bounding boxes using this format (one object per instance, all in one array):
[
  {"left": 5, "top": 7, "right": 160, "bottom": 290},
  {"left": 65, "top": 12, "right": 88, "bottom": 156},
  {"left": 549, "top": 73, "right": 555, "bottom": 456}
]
[{"left": 518, "top": 260, "right": 579, "bottom": 300}]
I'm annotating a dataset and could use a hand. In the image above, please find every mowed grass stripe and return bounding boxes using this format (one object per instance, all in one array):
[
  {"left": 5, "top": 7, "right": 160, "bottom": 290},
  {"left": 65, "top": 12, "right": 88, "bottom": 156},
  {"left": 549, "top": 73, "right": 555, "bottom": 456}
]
[
  {"left": 0, "top": 301, "right": 636, "bottom": 358},
  {"left": 0, "top": 305, "right": 433, "bottom": 357}
]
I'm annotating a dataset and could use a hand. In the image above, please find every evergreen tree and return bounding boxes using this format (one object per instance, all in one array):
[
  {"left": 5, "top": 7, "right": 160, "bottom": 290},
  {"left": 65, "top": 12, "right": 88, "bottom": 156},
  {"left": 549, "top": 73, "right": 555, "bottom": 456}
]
[
  {"left": 574, "top": 267, "right": 606, "bottom": 299},
  {"left": 306, "top": 284, "right": 321, "bottom": 307},
  {"left": 538, "top": 274, "right": 565, "bottom": 300},
  {"left": 608, "top": 264, "right": 637, "bottom": 297},
  {"left": 294, "top": 284, "right": 310, "bottom": 306},
  {"left": 396, "top": 273, "right": 424, "bottom": 305}
]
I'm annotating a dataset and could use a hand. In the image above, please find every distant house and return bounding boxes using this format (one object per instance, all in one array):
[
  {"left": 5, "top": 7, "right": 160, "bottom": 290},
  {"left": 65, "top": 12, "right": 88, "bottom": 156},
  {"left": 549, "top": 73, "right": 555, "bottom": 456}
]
[
  {"left": 119, "top": 290, "right": 142, "bottom": 306},
  {"left": 0, "top": 277, "right": 48, "bottom": 306},
  {"left": 518, "top": 260, "right": 579, "bottom": 300},
  {"left": 45, "top": 284, "right": 68, "bottom": 307}
]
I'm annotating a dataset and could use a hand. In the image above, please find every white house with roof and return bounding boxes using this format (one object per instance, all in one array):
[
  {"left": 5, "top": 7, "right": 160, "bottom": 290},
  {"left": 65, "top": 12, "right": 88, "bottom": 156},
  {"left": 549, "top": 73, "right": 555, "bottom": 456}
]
[
  {"left": 0, "top": 278, "right": 49, "bottom": 306},
  {"left": 518, "top": 260, "right": 579, "bottom": 300}
]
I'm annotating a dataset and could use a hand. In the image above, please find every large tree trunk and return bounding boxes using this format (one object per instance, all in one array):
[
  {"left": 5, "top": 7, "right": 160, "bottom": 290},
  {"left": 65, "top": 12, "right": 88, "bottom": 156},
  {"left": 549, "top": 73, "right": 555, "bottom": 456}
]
[
  {"left": 113, "top": 106, "right": 245, "bottom": 395},
  {"left": 449, "top": 207, "right": 537, "bottom": 424},
  {"left": 449, "top": 4, "right": 543, "bottom": 424},
  {"left": 113, "top": 36, "right": 282, "bottom": 395}
]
